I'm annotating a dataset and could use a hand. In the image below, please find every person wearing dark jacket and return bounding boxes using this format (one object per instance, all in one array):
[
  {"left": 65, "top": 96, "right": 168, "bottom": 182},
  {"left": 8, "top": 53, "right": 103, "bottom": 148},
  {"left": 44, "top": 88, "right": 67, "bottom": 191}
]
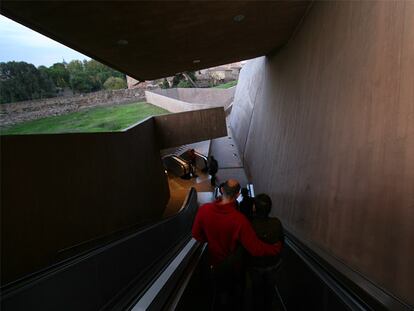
[
  {"left": 208, "top": 155, "right": 218, "bottom": 186},
  {"left": 249, "top": 193, "right": 284, "bottom": 311},
  {"left": 239, "top": 187, "right": 254, "bottom": 220}
]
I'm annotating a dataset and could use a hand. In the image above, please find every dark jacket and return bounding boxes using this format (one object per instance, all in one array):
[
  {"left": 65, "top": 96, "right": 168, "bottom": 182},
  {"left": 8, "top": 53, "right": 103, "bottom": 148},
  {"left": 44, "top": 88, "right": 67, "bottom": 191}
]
[
  {"left": 208, "top": 158, "right": 218, "bottom": 175},
  {"left": 250, "top": 217, "right": 284, "bottom": 267},
  {"left": 239, "top": 196, "right": 254, "bottom": 220}
]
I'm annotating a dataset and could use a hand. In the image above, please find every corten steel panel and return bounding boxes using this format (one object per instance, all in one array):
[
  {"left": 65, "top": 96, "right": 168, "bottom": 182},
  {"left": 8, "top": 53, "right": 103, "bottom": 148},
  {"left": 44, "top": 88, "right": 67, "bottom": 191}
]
[
  {"left": 230, "top": 1, "right": 414, "bottom": 307},
  {"left": 0, "top": 1, "right": 311, "bottom": 80},
  {"left": 154, "top": 107, "right": 227, "bottom": 149},
  {"left": 0, "top": 118, "right": 170, "bottom": 284}
]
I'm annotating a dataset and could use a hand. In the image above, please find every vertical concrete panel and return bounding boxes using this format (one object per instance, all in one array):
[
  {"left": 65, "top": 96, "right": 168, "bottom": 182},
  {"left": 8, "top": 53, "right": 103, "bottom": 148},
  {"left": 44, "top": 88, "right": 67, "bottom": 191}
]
[
  {"left": 231, "top": 1, "right": 414, "bottom": 306},
  {"left": 229, "top": 57, "right": 266, "bottom": 157}
]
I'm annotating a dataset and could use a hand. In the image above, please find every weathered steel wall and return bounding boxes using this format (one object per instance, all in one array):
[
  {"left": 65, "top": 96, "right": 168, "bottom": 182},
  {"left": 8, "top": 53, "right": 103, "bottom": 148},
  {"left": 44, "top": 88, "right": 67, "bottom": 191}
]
[
  {"left": 154, "top": 107, "right": 227, "bottom": 149},
  {"left": 230, "top": 1, "right": 414, "bottom": 306},
  {"left": 1, "top": 107, "right": 228, "bottom": 285},
  {"left": 0, "top": 118, "right": 169, "bottom": 284}
]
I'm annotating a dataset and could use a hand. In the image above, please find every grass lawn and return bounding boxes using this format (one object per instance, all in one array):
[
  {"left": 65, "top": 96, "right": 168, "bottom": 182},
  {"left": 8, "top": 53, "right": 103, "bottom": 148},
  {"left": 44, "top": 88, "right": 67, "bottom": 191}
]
[
  {"left": 213, "top": 80, "right": 237, "bottom": 89},
  {"left": 1, "top": 102, "right": 169, "bottom": 135}
]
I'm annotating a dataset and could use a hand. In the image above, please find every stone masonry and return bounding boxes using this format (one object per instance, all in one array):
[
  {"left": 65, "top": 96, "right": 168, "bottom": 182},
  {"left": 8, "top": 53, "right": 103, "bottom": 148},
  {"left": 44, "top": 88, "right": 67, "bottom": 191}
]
[{"left": 0, "top": 88, "right": 145, "bottom": 128}]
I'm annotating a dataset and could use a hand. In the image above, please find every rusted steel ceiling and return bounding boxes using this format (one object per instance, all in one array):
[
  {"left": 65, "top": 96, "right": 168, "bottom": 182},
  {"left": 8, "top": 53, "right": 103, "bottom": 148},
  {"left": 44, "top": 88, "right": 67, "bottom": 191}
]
[{"left": 1, "top": 1, "right": 311, "bottom": 81}]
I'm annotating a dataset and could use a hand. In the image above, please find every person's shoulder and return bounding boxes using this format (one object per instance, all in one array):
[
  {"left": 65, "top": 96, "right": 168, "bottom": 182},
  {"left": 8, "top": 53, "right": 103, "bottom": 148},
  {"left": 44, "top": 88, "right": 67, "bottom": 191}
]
[
  {"left": 200, "top": 202, "right": 214, "bottom": 209},
  {"left": 199, "top": 201, "right": 218, "bottom": 212},
  {"left": 268, "top": 217, "right": 283, "bottom": 226}
]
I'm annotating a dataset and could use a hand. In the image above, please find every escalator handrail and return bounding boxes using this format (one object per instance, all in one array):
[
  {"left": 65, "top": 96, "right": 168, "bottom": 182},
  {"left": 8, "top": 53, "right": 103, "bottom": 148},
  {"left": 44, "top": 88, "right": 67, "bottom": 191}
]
[
  {"left": 162, "top": 154, "right": 190, "bottom": 175},
  {"left": 1, "top": 188, "right": 199, "bottom": 311},
  {"left": 130, "top": 239, "right": 205, "bottom": 311}
]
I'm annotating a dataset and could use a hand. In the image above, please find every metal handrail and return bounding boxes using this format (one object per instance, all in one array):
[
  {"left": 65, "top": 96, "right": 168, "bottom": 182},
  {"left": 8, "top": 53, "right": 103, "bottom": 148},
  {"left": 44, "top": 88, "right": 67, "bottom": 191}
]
[{"left": 284, "top": 231, "right": 413, "bottom": 311}]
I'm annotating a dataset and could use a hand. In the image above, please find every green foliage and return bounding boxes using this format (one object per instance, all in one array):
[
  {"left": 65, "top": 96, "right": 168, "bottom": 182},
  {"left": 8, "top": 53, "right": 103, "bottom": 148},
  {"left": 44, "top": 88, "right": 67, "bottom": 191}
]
[
  {"left": 47, "top": 63, "right": 70, "bottom": 88},
  {"left": 103, "top": 77, "right": 127, "bottom": 90},
  {"left": 0, "top": 61, "right": 56, "bottom": 104},
  {"left": 67, "top": 60, "right": 94, "bottom": 93},
  {"left": 161, "top": 78, "right": 170, "bottom": 89},
  {"left": 172, "top": 73, "right": 185, "bottom": 87},
  {"left": 171, "top": 71, "right": 196, "bottom": 88},
  {"left": 186, "top": 71, "right": 197, "bottom": 81},
  {"left": 177, "top": 80, "right": 193, "bottom": 88},
  {"left": 213, "top": 80, "right": 237, "bottom": 89},
  {"left": 1, "top": 102, "right": 169, "bottom": 135},
  {"left": 0, "top": 60, "right": 127, "bottom": 103}
]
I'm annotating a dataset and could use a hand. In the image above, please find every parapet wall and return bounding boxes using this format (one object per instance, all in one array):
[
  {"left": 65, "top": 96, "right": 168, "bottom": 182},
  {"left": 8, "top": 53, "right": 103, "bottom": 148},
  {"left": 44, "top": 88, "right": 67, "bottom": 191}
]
[
  {"left": 145, "top": 87, "right": 235, "bottom": 113},
  {"left": 231, "top": 1, "right": 414, "bottom": 306},
  {"left": 0, "top": 88, "right": 145, "bottom": 127}
]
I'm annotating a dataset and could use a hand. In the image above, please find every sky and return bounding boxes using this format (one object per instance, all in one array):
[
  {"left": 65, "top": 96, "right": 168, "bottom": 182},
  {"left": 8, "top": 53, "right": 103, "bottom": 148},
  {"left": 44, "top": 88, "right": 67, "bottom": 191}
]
[{"left": 0, "top": 14, "right": 90, "bottom": 67}]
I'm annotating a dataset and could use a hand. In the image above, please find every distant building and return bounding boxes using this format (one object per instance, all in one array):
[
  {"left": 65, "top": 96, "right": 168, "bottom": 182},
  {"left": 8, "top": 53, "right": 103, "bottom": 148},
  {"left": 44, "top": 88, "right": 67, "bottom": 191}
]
[{"left": 126, "top": 61, "right": 245, "bottom": 89}]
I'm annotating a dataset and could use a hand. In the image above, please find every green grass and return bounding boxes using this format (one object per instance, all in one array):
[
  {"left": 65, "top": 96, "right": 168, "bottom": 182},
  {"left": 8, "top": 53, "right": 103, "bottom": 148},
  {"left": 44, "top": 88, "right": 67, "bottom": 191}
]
[
  {"left": 213, "top": 80, "right": 237, "bottom": 89},
  {"left": 1, "top": 102, "right": 169, "bottom": 135}
]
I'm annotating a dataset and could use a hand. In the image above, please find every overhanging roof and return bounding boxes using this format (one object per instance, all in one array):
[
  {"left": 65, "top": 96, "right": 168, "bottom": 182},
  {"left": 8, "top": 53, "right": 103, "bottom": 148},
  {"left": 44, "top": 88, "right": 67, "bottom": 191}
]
[{"left": 1, "top": 1, "right": 311, "bottom": 80}]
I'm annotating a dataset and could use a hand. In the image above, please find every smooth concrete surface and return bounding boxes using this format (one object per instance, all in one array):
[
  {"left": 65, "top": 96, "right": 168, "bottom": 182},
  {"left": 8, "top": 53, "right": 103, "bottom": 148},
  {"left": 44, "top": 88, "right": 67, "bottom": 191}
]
[
  {"left": 151, "top": 87, "right": 236, "bottom": 104},
  {"left": 154, "top": 107, "right": 227, "bottom": 149},
  {"left": 209, "top": 125, "right": 249, "bottom": 187},
  {"left": 230, "top": 1, "right": 414, "bottom": 306},
  {"left": 147, "top": 87, "right": 235, "bottom": 113},
  {"left": 146, "top": 91, "right": 212, "bottom": 113}
]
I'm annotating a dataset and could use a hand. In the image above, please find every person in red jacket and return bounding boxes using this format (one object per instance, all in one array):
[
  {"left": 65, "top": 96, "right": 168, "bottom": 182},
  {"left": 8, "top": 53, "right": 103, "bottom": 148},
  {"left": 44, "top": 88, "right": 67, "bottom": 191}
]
[{"left": 192, "top": 179, "right": 282, "bottom": 311}]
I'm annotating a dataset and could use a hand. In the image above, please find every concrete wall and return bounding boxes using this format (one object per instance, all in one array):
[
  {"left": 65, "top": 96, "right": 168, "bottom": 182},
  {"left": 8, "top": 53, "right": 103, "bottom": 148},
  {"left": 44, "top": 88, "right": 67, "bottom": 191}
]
[
  {"left": 145, "top": 87, "right": 235, "bottom": 113},
  {"left": 230, "top": 1, "right": 414, "bottom": 306},
  {"left": 0, "top": 88, "right": 145, "bottom": 127}
]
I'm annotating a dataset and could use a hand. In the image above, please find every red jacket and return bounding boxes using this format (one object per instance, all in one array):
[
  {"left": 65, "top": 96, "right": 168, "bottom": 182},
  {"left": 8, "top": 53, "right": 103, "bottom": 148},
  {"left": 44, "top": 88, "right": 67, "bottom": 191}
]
[{"left": 192, "top": 199, "right": 282, "bottom": 266}]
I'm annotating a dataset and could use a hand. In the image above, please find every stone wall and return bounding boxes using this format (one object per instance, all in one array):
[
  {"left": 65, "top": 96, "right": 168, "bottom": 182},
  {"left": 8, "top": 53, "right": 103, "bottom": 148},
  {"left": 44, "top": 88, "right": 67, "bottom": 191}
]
[
  {"left": 230, "top": 1, "right": 414, "bottom": 306},
  {"left": 0, "top": 88, "right": 145, "bottom": 127}
]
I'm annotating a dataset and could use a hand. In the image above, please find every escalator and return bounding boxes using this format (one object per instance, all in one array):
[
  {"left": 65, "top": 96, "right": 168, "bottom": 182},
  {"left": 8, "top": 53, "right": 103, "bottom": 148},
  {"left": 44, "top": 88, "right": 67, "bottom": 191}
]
[
  {"left": 0, "top": 189, "right": 200, "bottom": 311},
  {"left": 2, "top": 188, "right": 411, "bottom": 311}
]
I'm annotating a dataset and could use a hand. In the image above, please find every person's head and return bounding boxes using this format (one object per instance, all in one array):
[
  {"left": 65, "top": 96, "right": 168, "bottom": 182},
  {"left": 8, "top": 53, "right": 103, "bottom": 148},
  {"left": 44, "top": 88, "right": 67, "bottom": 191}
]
[
  {"left": 241, "top": 187, "right": 249, "bottom": 198},
  {"left": 254, "top": 193, "right": 272, "bottom": 217},
  {"left": 210, "top": 156, "right": 215, "bottom": 161},
  {"left": 220, "top": 179, "right": 241, "bottom": 200}
]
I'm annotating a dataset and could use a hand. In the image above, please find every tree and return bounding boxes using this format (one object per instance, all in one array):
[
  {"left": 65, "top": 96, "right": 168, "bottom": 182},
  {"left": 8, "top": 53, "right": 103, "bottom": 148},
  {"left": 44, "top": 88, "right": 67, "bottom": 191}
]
[
  {"left": 0, "top": 61, "right": 56, "bottom": 104},
  {"left": 67, "top": 60, "right": 94, "bottom": 93},
  {"left": 160, "top": 78, "right": 170, "bottom": 89},
  {"left": 177, "top": 80, "right": 193, "bottom": 88},
  {"left": 171, "top": 71, "right": 196, "bottom": 88},
  {"left": 47, "top": 63, "right": 70, "bottom": 88},
  {"left": 103, "top": 77, "right": 127, "bottom": 90},
  {"left": 67, "top": 59, "right": 126, "bottom": 93},
  {"left": 0, "top": 59, "right": 128, "bottom": 103},
  {"left": 84, "top": 60, "right": 126, "bottom": 91}
]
